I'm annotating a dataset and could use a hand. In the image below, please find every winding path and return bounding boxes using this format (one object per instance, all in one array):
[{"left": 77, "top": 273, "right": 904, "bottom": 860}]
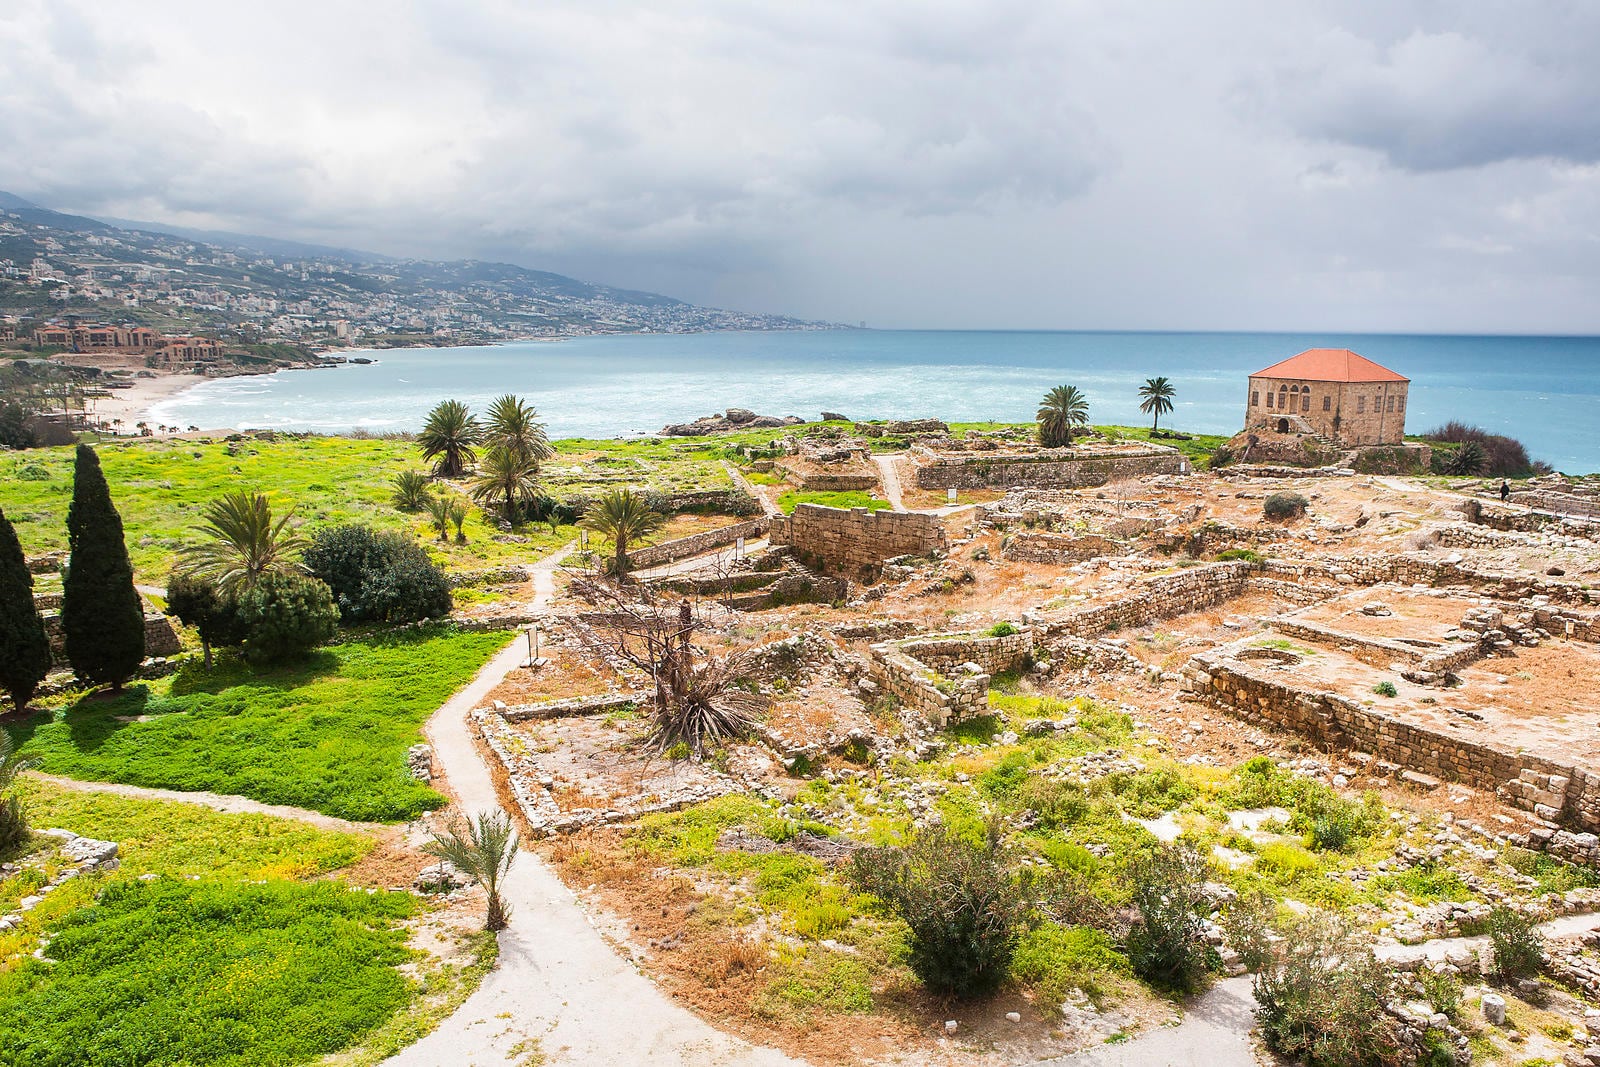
[
  {"left": 28, "top": 773, "right": 377, "bottom": 833},
  {"left": 1040, "top": 978, "right": 1260, "bottom": 1067},
  {"left": 873, "top": 453, "right": 907, "bottom": 511},
  {"left": 385, "top": 547, "right": 804, "bottom": 1067}
]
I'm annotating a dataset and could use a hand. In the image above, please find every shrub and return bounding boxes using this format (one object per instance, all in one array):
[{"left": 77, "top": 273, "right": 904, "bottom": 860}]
[
  {"left": 164, "top": 571, "right": 244, "bottom": 668},
  {"left": 1372, "top": 680, "right": 1398, "bottom": 698},
  {"left": 1016, "top": 778, "right": 1093, "bottom": 830},
  {"left": 0, "top": 731, "right": 35, "bottom": 851},
  {"left": 1208, "top": 444, "right": 1234, "bottom": 468},
  {"left": 1487, "top": 906, "right": 1544, "bottom": 983},
  {"left": 1220, "top": 891, "right": 1276, "bottom": 973},
  {"left": 304, "top": 525, "right": 453, "bottom": 624},
  {"left": 236, "top": 572, "right": 339, "bottom": 663},
  {"left": 985, "top": 620, "right": 1019, "bottom": 637},
  {"left": 1125, "top": 842, "right": 1211, "bottom": 993},
  {"left": 1215, "top": 548, "right": 1262, "bottom": 563},
  {"left": 1263, "top": 492, "right": 1309, "bottom": 520},
  {"left": 16, "top": 463, "right": 49, "bottom": 481},
  {"left": 1425, "top": 420, "right": 1539, "bottom": 478},
  {"left": 1254, "top": 913, "right": 1403, "bottom": 1067},
  {"left": 391, "top": 470, "right": 431, "bottom": 511},
  {"left": 1417, "top": 968, "right": 1462, "bottom": 1019},
  {"left": 850, "top": 822, "right": 1036, "bottom": 997}
]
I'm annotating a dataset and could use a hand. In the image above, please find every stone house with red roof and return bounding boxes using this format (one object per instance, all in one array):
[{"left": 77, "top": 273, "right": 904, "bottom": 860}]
[{"left": 1246, "top": 348, "right": 1409, "bottom": 447}]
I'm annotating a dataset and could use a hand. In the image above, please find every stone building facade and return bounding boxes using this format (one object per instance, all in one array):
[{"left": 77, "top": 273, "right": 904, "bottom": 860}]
[{"left": 1246, "top": 348, "right": 1409, "bottom": 446}]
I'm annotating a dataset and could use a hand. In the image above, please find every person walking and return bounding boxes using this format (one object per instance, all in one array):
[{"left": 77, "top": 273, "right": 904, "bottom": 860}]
[{"left": 1500, "top": 480, "right": 1511, "bottom": 503}]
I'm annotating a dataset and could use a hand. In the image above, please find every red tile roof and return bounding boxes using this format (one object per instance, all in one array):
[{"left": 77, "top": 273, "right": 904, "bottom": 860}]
[{"left": 1251, "top": 348, "right": 1408, "bottom": 383}]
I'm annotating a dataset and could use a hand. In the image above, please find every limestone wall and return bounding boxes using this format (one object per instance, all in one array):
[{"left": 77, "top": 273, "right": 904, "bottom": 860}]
[
  {"left": 42, "top": 612, "right": 182, "bottom": 667},
  {"left": 1267, "top": 617, "right": 1484, "bottom": 678},
  {"left": 890, "top": 628, "right": 1034, "bottom": 675},
  {"left": 865, "top": 628, "right": 1033, "bottom": 728},
  {"left": 1002, "top": 531, "right": 1125, "bottom": 563},
  {"left": 912, "top": 445, "right": 1188, "bottom": 490},
  {"left": 1042, "top": 561, "right": 1255, "bottom": 636},
  {"left": 769, "top": 504, "right": 948, "bottom": 573},
  {"left": 628, "top": 517, "right": 768, "bottom": 568},
  {"left": 1514, "top": 491, "right": 1600, "bottom": 521},
  {"left": 1184, "top": 649, "right": 1600, "bottom": 833},
  {"left": 1245, "top": 376, "right": 1408, "bottom": 446}
]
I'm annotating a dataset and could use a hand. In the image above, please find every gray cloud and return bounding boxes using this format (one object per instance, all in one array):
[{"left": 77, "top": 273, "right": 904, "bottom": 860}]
[{"left": 0, "top": 1, "right": 1596, "bottom": 332}]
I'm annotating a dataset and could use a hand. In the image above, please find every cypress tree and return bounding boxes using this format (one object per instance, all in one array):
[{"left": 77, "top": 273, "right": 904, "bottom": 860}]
[
  {"left": 62, "top": 445, "right": 145, "bottom": 690},
  {"left": 0, "top": 504, "right": 52, "bottom": 712}
]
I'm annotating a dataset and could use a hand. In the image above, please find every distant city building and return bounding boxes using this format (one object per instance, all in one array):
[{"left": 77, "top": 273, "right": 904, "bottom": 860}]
[
  {"left": 1246, "top": 348, "right": 1409, "bottom": 446},
  {"left": 32, "top": 321, "right": 221, "bottom": 366}
]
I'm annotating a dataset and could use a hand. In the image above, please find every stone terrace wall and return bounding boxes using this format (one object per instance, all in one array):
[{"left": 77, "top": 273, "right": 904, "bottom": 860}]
[
  {"left": 1042, "top": 561, "right": 1254, "bottom": 636},
  {"left": 913, "top": 444, "right": 1188, "bottom": 490},
  {"left": 1002, "top": 531, "right": 1126, "bottom": 563},
  {"left": 1185, "top": 649, "right": 1600, "bottom": 833},
  {"left": 891, "top": 628, "right": 1034, "bottom": 675},
  {"left": 769, "top": 504, "right": 948, "bottom": 573},
  {"left": 629, "top": 517, "right": 768, "bottom": 569},
  {"left": 1514, "top": 490, "right": 1600, "bottom": 521},
  {"left": 1467, "top": 501, "right": 1600, "bottom": 542},
  {"left": 1262, "top": 554, "right": 1600, "bottom": 606},
  {"left": 42, "top": 612, "right": 181, "bottom": 667},
  {"left": 1267, "top": 617, "right": 1484, "bottom": 679}
]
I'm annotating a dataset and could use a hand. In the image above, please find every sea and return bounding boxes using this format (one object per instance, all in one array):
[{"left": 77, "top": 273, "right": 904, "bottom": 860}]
[{"left": 147, "top": 330, "right": 1600, "bottom": 473}]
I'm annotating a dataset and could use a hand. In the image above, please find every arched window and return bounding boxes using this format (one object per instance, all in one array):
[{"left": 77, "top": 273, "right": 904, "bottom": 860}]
[{"left": 1302, "top": 392, "right": 1311, "bottom": 411}]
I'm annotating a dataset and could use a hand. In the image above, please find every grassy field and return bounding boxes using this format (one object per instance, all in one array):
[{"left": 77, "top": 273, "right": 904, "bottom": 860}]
[
  {"left": 0, "top": 781, "right": 431, "bottom": 1067},
  {"left": 0, "top": 433, "right": 748, "bottom": 582},
  {"left": 8, "top": 627, "right": 510, "bottom": 822},
  {"left": 775, "top": 489, "right": 892, "bottom": 513}
]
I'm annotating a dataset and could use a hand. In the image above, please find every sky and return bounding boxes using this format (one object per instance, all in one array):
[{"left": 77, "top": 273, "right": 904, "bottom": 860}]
[{"left": 3, "top": 1, "right": 1597, "bottom": 333}]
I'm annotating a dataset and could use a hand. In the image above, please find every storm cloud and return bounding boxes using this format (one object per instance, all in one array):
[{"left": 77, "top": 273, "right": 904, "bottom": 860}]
[{"left": 1, "top": 1, "right": 1595, "bottom": 332}]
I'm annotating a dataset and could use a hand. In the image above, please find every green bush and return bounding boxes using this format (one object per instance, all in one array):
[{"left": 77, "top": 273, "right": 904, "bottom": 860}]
[
  {"left": 304, "top": 525, "right": 452, "bottom": 624},
  {"left": 1215, "top": 548, "right": 1262, "bottom": 563},
  {"left": 1012, "top": 923, "right": 1129, "bottom": 1006},
  {"left": 0, "top": 878, "right": 415, "bottom": 1066},
  {"left": 1417, "top": 968, "right": 1462, "bottom": 1019},
  {"left": 850, "top": 823, "right": 1036, "bottom": 997},
  {"left": 985, "top": 620, "right": 1019, "bottom": 637},
  {"left": 1255, "top": 914, "right": 1403, "bottom": 1066},
  {"left": 1015, "top": 778, "right": 1093, "bottom": 830},
  {"left": 390, "top": 470, "right": 431, "bottom": 511},
  {"left": 1372, "top": 681, "right": 1397, "bottom": 698},
  {"left": 1125, "top": 842, "right": 1211, "bottom": 993},
  {"left": 1263, "top": 493, "right": 1309, "bottom": 520},
  {"left": 1487, "top": 906, "right": 1544, "bottom": 983},
  {"left": 236, "top": 572, "right": 339, "bottom": 663}
]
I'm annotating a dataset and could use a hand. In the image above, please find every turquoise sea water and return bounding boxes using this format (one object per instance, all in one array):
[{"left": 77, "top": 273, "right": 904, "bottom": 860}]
[{"left": 148, "top": 330, "right": 1600, "bottom": 472}]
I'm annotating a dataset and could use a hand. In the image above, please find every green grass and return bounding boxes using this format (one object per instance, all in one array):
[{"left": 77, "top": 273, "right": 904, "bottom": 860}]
[
  {"left": 17, "top": 779, "right": 371, "bottom": 880},
  {"left": 0, "top": 781, "right": 432, "bottom": 1067},
  {"left": 775, "top": 489, "right": 891, "bottom": 514},
  {"left": 8, "top": 627, "right": 510, "bottom": 822},
  {"left": 0, "top": 878, "right": 416, "bottom": 1067},
  {"left": 0, "top": 434, "right": 732, "bottom": 581}
]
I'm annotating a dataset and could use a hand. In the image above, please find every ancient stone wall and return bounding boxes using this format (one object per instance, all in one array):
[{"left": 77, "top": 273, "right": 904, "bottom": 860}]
[
  {"left": 1468, "top": 502, "right": 1600, "bottom": 543},
  {"left": 1266, "top": 617, "right": 1484, "bottom": 678},
  {"left": 41, "top": 612, "right": 182, "bottom": 667},
  {"left": 1042, "top": 561, "right": 1255, "bottom": 636},
  {"left": 628, "top": 517, "right": 768, "bottom": 568},
  {"left": 1514, "top": 491, "right": 1600, "bottom": 521},
  {"left": 865, "top": 628, "right": 1033, "bottom": 727},
  {"left": 912, "top": 445, "right": 1188, "bottom": 490},
  {"left": 1184, "top": 649, "right": 1600, "bottom": 833},
  {"left": 890, "top": 628, "right": 1034, "bottom": 675},
  {"left": 769, "top": 504, "right": 948, "bottom": 573},
  {"left": 1002, "top": 531, "right": 1126, "bottom": 563}
]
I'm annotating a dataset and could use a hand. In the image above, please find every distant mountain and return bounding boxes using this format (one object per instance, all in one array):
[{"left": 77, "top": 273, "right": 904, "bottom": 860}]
[{"left": 0, "top": 192, "right": 829, "bottom": 343}]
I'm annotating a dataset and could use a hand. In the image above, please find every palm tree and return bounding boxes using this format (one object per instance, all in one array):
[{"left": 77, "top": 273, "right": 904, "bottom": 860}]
[
  {"left": 580, "top": 488, "right": 664, "bottom": 576},
  {"left": 1138, "top": 377, "right": 1177, "bottom": 433},
  {"left": 484, "top": 394, "right": 553, "bottom": 466},
  {"left": 419, "top": 399, "right": 483, "bottom": 477},
  {"left": 469, "top": 447, "right": 542, "bottom": 523},
  {"left": 423, "top": 810, "right": 519, "bottom": 931},
  {"left": 423, "top": 492, "right": 453, "bottom": 542},
  {"left": 182, "top": 490, "right": 306, "bottom": 598},
  {"left": 392, "top": 471, "right": 431, "bottom": 511},
  {"left": 1037, "top": 385, "right": 1090, "bottom": 448}
]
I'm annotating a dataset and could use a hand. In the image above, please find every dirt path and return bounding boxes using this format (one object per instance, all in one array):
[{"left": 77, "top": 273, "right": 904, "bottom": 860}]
[
  {"left": 1040, "top": 977, "right": 1260, "bottom": 1067},
  {"left": 874, "top": 453, "right": 907, "bottom": 511},
  {"left": 27, "top": 772, "right": 380, "bottom": 833},
  {"left": 725, "top": 460, "right": 782, "bottom": 517},
  {"left": 386, "top": 546, "right": 804, "bottom": 1067}
]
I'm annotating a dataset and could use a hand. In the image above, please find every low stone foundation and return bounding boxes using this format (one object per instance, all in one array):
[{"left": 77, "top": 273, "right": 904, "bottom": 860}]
[
  {"left": 1184, "top": 645, "right": 1600, "bottom": 833},
  {"left": 41, "top": 612, "right": 182, "bottom": 667},
  {"left": 1002, "top": 531, "right": 1126, "bottom": 563},
  {"left": 867, "top": 628, "right": 1034, "bottom": 728},
  {"left": 1041, "top": 561, "right": 1256, "bottom": 636}
]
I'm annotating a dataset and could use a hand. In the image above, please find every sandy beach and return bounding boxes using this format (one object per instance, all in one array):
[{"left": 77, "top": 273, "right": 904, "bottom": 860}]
[{"left": 85, "top": 370, "right": 210, "bottom": 429}]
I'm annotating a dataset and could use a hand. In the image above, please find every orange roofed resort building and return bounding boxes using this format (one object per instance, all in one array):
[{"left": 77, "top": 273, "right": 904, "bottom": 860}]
[{"left": 1246, "top": 348, "right": 1409, "bottom": 447}]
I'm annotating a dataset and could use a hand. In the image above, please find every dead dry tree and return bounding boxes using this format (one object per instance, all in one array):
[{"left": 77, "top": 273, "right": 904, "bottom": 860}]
[{"left": 572, "top": 576, "right": 765, "bottom": 757}]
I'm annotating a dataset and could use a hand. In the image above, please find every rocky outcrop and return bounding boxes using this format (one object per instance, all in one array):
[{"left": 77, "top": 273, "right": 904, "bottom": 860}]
[{"left": 660, "top": 408, "right": 803, "bottom": 436}]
